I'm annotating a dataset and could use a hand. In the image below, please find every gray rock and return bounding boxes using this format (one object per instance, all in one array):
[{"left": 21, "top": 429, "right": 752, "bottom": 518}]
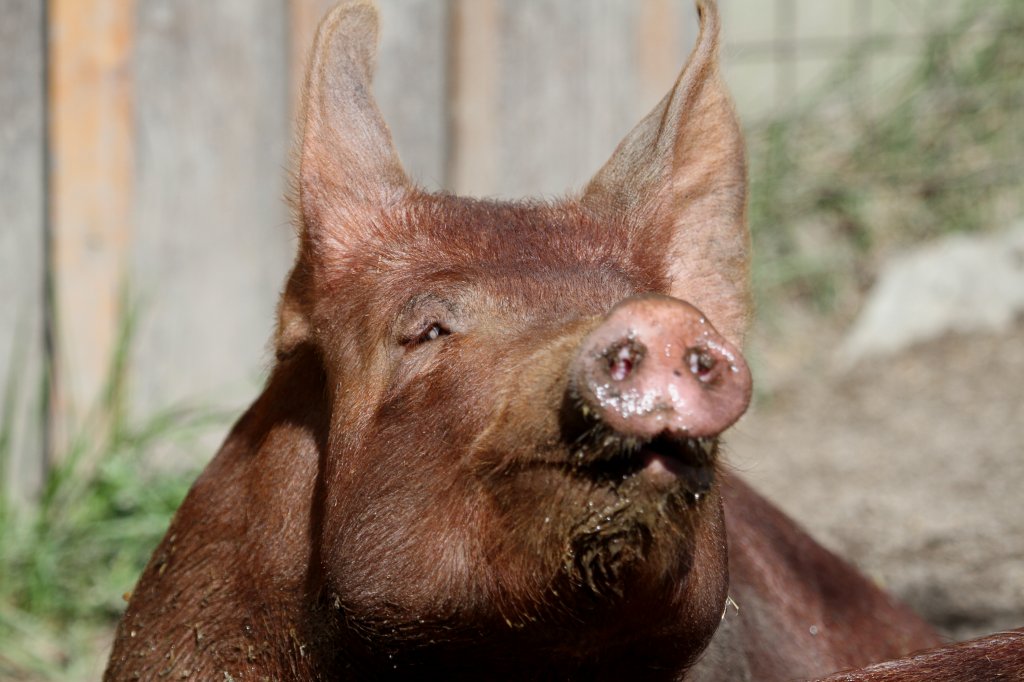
[{"left": 839, "top": 223, "right": 1024, "bottom": 366}]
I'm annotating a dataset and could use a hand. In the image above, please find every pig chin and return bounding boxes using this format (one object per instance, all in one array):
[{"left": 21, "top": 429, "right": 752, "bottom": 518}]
[
  {"left": 559, "top": 435, "right": 720, "bottom": 592},
  {"left": 488, "top": 427, "right": 721, "bottom": 606}
]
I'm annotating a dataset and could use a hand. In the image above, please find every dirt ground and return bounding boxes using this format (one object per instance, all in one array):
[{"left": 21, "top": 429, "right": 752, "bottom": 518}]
[{"left": 728, "top": 318, "right": 1024, "bottom": 641}]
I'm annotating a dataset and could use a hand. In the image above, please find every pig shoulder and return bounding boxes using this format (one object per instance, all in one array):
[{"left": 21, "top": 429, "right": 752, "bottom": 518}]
[{"left": 687, "top": 474, "right": 942, "bottom": 681}]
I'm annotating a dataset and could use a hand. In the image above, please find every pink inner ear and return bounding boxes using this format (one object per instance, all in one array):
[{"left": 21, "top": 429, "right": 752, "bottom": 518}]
[{"left": 579, "top": 0, "right": 750, "bottom": 347}]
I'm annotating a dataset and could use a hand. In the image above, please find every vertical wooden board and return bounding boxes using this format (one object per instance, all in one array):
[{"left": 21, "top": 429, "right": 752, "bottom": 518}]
[
  {"left": 0, "top": 0, "right": 45, "bottom": 499},
  {"left": 637, "top": 0, "right": 695, "bottom": 113},
  {"left": 491, "top": 0, "right": 639, "bottom": 199},
  {"left": 49, "top": 0, "right": 135, "bottom": 454},
  {"left": 447, "top": 0, "right": 501, "bottom": 196},
  {"left": 374, "top": 0, "right": 449, "bottom": 190},
  {"left": 132, "top": 0, "right": 292, "bottom": 422},
  {"left": 487, "top": 0, "right": 698, "bottom": 200}
]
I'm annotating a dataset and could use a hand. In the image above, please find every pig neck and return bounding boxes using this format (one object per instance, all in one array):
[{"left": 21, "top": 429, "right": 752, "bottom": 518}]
[
  {"left": 107, "top": 347, "right": 329, "bottom": 680},
  {"left": 313, "top": 488, "right": 730, "bottom": 678}
]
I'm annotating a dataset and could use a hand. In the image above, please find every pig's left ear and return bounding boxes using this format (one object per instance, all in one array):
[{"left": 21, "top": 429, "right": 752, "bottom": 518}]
[{"left": 581, "top": 0, "right": 749, "bottom": 345}]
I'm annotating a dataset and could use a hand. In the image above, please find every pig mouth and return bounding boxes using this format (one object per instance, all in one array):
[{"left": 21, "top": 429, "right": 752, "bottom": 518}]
[
  {"left": 635, "top": 434, "right": 717, "bottom": 493},
  {"left": 567, "top": 428, "right": 718, "bottom": 501},
  {"left": 552, "top": 401, "right": 720, "bottom": 497},
  {"left": 559, "top": 388, "right": 719, "bottom": 497},
  {"left": 557, "top": 432, "right": 717, "bottom": 598}
]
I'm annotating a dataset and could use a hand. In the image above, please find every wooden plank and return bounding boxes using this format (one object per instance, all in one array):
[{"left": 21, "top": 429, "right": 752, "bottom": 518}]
[
  {"left": 49, "top": 0, "right": 135, "bottom": 453},
  {"left": 638, "top": 0, "right": 689, "bottom": 111},
  {"left": 489, "top": 0, "right": 642, "bottom": 199},
  {"left": 445, "top": 0, "right": 696, "bottom": 200},
  {"left": 374, "top": 0, "right": 449, "bottom": 189},
  {"left": 130, "top": 1, "right": 293, "bottom": 422},
  {"left": 446, "top": 0, "right": 500, "bottom": 195},
  {"left": 0, "top": 0, "right": 45, "bottom": 501}
]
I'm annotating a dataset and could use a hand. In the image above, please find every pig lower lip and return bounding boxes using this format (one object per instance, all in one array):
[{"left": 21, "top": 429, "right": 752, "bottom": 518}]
[
  {"left": 643, "top": 452, "right": 691, "bottom": 483},
  {"left": 639, "top": 440, "right": 716, "bottom": 490}
]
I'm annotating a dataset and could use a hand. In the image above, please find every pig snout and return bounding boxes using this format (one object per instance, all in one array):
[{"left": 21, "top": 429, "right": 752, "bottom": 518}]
[{"left": 571, "top": 295, "right": 752, "bottom": 441}]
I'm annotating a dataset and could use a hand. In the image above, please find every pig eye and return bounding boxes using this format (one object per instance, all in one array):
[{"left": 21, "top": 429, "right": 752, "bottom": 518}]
[
  {"left": 397, "top": 294, "right": 456, "bottom": 347},
  {"left": 405, "top": 322, "right": 451, "bottom": 346},
  {"left": 423, "top": 324, "right": 445, "bottom": 341}
]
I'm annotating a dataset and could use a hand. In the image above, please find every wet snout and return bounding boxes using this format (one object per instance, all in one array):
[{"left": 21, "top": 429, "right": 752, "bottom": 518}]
[{"left": 570, "top": 295, "right": 752, "bottom": 440}]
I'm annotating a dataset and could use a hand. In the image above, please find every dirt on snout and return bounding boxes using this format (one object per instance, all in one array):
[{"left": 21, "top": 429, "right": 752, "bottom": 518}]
[{"left": 728, "top": 320, "right": 1024, "bottom": 641}]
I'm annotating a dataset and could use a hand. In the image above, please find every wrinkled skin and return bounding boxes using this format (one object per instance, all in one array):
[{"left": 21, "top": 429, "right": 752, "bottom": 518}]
[{"left": 105, "top": 1, "right": 956, "bottom": 680}]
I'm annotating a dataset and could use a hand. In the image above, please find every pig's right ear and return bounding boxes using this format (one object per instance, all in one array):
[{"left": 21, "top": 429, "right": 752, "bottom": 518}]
[
  {"left": 279, "top": 1, "right": 406, "bottom": 358},
  {"left": 580, "top": 0, "right": 749, "bottom": 345},
  {"left": 297, "top": 0, "right": 407, "bottom": 247}
]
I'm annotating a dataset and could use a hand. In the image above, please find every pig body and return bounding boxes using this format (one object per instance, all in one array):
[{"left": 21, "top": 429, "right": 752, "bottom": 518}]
[
  {"left": 817, "top": 628, "right": 1024, "bottom": 682},
  {"left": 105, "top": 1, "right": 973, "bottom": 679}
]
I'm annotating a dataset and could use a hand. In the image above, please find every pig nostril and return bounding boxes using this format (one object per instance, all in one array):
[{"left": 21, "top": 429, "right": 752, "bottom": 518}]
[
  {"left": 604, "top": 339, "right": 644, "bottom": 381},
  {"left": 686, "top": 347, "right": 718, "bottom": 383},
  {"left": 610, "top": 355, "right": 633, "bottom": 381}
]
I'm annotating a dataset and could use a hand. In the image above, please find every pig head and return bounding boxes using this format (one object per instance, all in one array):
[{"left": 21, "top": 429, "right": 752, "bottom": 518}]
[
  {"left": 287, "top": 0, "right": 747, "bottom": 669},
  {"left": 105, "top": 1, "right": 940, "bottom": 680}
]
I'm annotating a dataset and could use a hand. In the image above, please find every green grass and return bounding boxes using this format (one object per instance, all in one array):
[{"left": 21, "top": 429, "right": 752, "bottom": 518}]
[
  {"left": 0, "top": 424, "right": 200, "bottom": 679},
  {"left": 0, "top": 305, "right": 228, "bottom": 680},
  {"left": 746, "top": 0, "right": 1024, "bottom": 329}
]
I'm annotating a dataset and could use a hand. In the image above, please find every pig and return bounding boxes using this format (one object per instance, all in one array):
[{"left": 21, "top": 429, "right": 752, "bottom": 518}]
[
  {"left": 105, "top": 1, "right": 957, "bottom": 679},
  {"left": 817, "top": 628, "right": 1024, "bottom": 682}
]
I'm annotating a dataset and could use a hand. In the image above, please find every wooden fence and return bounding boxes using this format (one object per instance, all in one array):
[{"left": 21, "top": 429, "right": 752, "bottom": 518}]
[{"left": 0, "top": 0, "right": 959, "bottom": 499}]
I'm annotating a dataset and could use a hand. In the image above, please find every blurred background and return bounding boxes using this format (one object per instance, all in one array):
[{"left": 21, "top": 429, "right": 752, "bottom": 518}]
[{"left": 1, "top": 0, "right": 1022, "bottom": 678}]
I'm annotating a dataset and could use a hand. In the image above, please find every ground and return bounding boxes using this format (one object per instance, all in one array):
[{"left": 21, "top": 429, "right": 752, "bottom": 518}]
[{"left": 730, "top": 319, "right": 1024, "bottom": 641}]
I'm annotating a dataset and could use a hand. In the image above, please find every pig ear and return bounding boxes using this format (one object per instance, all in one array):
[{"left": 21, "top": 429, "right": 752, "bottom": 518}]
[
  {"left": 298, "top": 0, "right": 407, "bottom": 235},
  {"left": 581, "top": 0, "right": 749, "bottom": 344}
]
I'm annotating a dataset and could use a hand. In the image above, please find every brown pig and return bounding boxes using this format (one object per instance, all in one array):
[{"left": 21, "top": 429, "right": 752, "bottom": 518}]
[
  {"left": 105, "top": 1, "right": 948, "bottom": 679},
  {"left": 816, "top": 628, "right": 1024, "bottom": 682}
]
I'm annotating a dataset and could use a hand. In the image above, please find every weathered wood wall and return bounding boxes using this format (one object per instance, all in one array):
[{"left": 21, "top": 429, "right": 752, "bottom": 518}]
[
  {"left": 48, "top": 0, "right": 135, "bottom": 453},
  {"left": 130, "top": 0, "right": 292, "bottom": 419},
  {"left": 461, "top": 0, "right": 692, "bottom": 199},
  {"left": 0, "top": 0, "right": 941, "bottom": 497},
  {"left": 0, "top": 0, "right": 46, "bottom": 502}
]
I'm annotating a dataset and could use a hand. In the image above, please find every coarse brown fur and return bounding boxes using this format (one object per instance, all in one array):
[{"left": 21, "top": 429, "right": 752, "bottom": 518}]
[
  {"left": 105, "top": 1, "right": 1016, "bottom": 680},
  {"left": 818, "top": 628, "right": 1024, "bottom": 682}
]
